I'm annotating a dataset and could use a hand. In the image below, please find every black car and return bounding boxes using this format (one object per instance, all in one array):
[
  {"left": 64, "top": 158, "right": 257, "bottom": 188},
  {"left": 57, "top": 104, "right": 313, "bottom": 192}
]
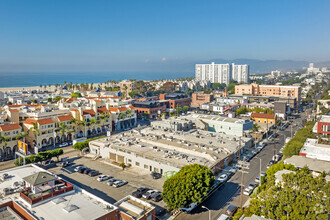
[
  {"left": 83, "top": 168, "right": 93, "bottom": 174},
  {"left": 151, "top": 192, "right": 162, "bottom": 202},
  {"left": 151, "top": 172, "right": 162, "bottom": 179},
  {"left": 88, "top": 170, "right": 99, "bottom": 177},
  {"left": 226, "top": 205, "right": 238, "bottom": 216},
  {"left": 77, "top": 167, "right": 87, "bottom": 173},
  {"left": 132, "top": 187, "right": 149, "bottom": 198}
]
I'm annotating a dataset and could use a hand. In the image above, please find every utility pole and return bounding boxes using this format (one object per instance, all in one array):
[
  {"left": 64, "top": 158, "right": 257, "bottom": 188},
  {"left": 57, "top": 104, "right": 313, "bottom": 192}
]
[
  {"left": 237, "top": 159, "right": 249, "bottom": 209},
  {"left": 238, "top": 137, "right": 241, "bottom": 161}
]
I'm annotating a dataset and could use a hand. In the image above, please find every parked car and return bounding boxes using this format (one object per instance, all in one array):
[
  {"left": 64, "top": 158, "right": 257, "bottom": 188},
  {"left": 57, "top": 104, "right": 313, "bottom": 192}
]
[
  {"left": 243, "top": 187, "right": 253, "bottom": 196},
  {"left": 229, "top": 166, "right": 238, "bottom": 173},
  {"left": 74, "top": 166, "right": 86, "bottom": 172},
  {"left": 142, "top": 190, "right": 157, "bottom": 199},
  {"left": 260, "top": 171, "right": 266, "bottom": 177},
  {"left": 151, "top": 192, "right": 162, "bottom": 202},
  {"left": 77, "top": 167, "right": 87, "bottom": 173},
  {"left": 88, "top": 170, "right": 99, "bottom": 177},
  {"left": 113, "top": 180, "right": 127, "bottom": 188},
  {"left": 107, "top": 179, "right": 120, "bottom": 186},
  {"left": 59, "top": 142, "right": 68, "bottom": 148},
  {"left": 151, "top": 172, "right": 162, "bottom": 179},
  {"left": 218, "top": 174, "right": 228, "bottom": 183},
  {"left": 97, "top": 175, "right": 112, "bottom": 182},
  {"left": 61, "top": 161, "right": 72, "bottom": 167},
  {"left": 83, "top": 168, "right": 93, "bottom": 174},
  {"left": 226, "top": 205, "right": 238, "bottom": 216},
  {"left": 217, "top": 214, "right": 230, "bottom": 220},
  {"left": 248, "top": 182, "right": 257, "bottom": 190},
  {"left": 267, "top": 160, "right": 274, "bottom": 169},
  {"left": 255, "top": 176, "right": 261, "bottom": 183},
  {"left": 132, "top": 187, "right": 149, "bottom": 198},
  {"left": 42, "top": 160, "right": 55, "bottom": 165}
]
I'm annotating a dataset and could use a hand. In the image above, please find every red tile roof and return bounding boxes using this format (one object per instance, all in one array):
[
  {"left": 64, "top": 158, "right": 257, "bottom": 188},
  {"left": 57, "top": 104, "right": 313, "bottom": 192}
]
[
  {"left": 57, "top": 114, "right": 73, "bottom": 122},
  {"left": 251, "top": 113, "right": 275, "bottom": 119},
  {"left": 37, "top": 118, "right": 54, "bottom": 125},
  {"left": 65, "top": 98, "right": 77, "bottom": 103},
  {"left": 0, "top": 123, "right": 21, "bottom": 132},
  {"left": 97, "top": 107, "right": 109, "bottom": 114},
  {"left": 24, "top": 118, "right": 54, "bottom": 125},
  {"left": 24, "top": 118, "right": 37, "bottom": 125},
  {"left": 83, "top": 109, "right": 95, "bottom": 116},
  {"left": 70, "top": 109, "right": 79, "bottom": 111},
  {"left": 109, "top": 107, "right": 119, "bottom": 112},
  {"left": 9, "top": 109, "right": 19, "bottom": 112},
  {"left": 118, "top": 107, "right": 127, "bottom": 112}
]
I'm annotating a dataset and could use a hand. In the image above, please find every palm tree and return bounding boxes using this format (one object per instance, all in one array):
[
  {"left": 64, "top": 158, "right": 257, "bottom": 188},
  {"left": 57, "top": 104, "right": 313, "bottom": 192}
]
[
  {"left": 16, "top": 132, "right": 27, "bottom": 141},
  {"left": 56, "top": 122, "right": 71, "bottom": 136},
  {"left": 28, "top": 122, "right": 40, "bottom": 146},
  {"left": 0, "top": 135, "right": 9, "bottom": 160}
]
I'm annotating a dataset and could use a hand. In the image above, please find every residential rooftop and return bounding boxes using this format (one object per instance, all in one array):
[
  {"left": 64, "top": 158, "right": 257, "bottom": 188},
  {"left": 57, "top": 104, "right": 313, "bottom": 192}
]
[{"left": 0, "top": 165, "right": 118, "bottom": 220}]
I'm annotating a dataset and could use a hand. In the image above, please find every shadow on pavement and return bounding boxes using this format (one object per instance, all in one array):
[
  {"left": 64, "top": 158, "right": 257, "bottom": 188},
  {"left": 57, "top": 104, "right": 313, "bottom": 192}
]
[{"left": 56, "top": 173, "right": 117, "bottom": 204}]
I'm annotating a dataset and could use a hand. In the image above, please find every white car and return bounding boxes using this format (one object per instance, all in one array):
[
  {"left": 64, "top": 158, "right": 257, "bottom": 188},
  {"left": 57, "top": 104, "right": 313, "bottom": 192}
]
[
  {"left": 74, "top": 166, "right": 85, "bottom": 172},
  {"left": 255, "top": 176, "right": 260, "bottom": 183},
  {"left": 113, "top": 180, "right": 128, "bottom": 188},
  {"left": 142, "top": 190, "right": 157, "bottom": 199},
  {"left": 97, "top": 175, "right": 112, "bottom": 182},
  {"left": 243, "top": 187, "right": 253, "bottom": 196},
  {"left": 218, "top": 174, "right": 228, "bottom": 183},
  {"left": 59, "top": 142, "right": 68, "bottom": 148}
]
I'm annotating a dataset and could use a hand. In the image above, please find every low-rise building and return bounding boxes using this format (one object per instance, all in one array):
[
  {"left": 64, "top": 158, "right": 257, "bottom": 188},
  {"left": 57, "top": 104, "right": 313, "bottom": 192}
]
[
  {"left": 0, "top": 164, "right": 155, "bottom": 220},
  {"left": 191, "top": 93, "right": 213, "bottom": 108},
  {"left": 313, "top": 115, "right": 330, "bottom": 136},
  {"left": 299, "top": 138, "right": 330, "bottom": 162},
  {"left": 250, "top": 113, "right": 276, "bottom": 125},
  {"left": 0, "top": 123, "right": 22, "bottom": 161},
  {"left": 89, "top": 126, "right": 251, "bottom": 175}
]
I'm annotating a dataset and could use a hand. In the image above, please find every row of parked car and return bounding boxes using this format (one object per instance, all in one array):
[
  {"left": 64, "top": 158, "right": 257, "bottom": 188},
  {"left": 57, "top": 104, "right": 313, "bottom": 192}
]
[
  {"left": 132, "top": 187, "right": 163, "bottom": 202},
  {"left": 74, "top": 166, "right": 100, "bottom": 177}
]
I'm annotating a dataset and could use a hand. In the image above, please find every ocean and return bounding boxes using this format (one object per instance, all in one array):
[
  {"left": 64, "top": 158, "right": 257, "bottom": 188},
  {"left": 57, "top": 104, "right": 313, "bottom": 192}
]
[{"left": 0, "top": 72, "right": 193, "bottom": 88}]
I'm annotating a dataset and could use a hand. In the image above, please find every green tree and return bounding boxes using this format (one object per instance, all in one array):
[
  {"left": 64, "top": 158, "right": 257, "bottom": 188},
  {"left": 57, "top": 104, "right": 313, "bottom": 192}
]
[
  {"left": 182, "top": 106, "right": 189, "bottom": 112},
  {"left": 227, "top": 82, "right": 237, "bottom": 94},
  {"left": 70, "top": 92, "right": 82, "bottom": 98},
  {"left": 16, "top": 132, "right": 27, "bottom": 141},
  {"left": 53, "top": 96, "right": 63, "bottom": 102},
  {"left": 73, "top": 142, "right": 89, "bottom": 155},
  {"left": 47, "top": 97, "right": 52, "bottom": 103},
  {"left": 250, "top": 123, "right": 260, "bottom": 132},
  {"left": 56, "top": 122, "right": 72, "bottom": 136},
  {"left": 235, "top": 106, "right": 248, "bottom": 115},
  {"left": 52, "top": 148, "right": 63, "bottom": 161},
  {"left": 162, "top": 164, "right": 215, "bottom": 210}
]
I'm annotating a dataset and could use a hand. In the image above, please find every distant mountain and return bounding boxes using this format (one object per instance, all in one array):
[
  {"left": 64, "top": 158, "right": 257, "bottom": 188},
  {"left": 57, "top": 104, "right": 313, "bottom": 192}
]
[{"left": 203, "top": 59, "right": 330, "bottom": 74}]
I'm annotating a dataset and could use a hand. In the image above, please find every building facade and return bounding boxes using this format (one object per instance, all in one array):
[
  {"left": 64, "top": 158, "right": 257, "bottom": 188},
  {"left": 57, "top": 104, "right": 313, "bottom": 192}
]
[
  {"left": 232, "top": 63, "right": 249, "bottom": 83},
  {"left": 195, "top": 62, "right": 231, "bottom": 85},
  {"left": 191, "top": 93, "right": 214, "bottom": 108}
]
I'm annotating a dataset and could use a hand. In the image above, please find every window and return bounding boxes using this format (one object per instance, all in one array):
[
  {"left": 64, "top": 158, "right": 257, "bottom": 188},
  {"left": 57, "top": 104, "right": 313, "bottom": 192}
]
[
  {"left": 144, "top": 164, "right": 148, "bottom": 169},
  {"left": 128, "top": 159, "right": 132, "bottom": 163},
  {"left": 136, "top": 162, "right": 140, "bottom": 166}
]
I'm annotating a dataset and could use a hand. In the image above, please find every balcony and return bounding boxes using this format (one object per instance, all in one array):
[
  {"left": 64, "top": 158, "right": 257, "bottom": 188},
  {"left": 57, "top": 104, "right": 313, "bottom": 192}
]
[{"left": 20, "top": 180, "right": 74, "bottom": 205}]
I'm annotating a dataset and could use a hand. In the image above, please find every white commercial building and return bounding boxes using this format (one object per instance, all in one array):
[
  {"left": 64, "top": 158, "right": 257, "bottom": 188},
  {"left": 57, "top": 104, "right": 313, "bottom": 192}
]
[
  {"left": 195, "top": 62, "right": 232, "bottom": 85},
  {"left": 232, "top": 63, "right": 249, "bottom": 83},
  {"left": 299, "top": 138, "right": 330, "bottom": 162}
]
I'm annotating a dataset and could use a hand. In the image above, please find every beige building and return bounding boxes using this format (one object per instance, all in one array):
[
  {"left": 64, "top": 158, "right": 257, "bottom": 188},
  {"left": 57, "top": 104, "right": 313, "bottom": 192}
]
[
  {"left": 235, "top": 83, "right": 301, "bottom": 107},
  {"left": 0, "top": 123, "right": 22, "bottom": 161},
  {"left": 119, "top": 80, "right": 135, "bottom": 98}
]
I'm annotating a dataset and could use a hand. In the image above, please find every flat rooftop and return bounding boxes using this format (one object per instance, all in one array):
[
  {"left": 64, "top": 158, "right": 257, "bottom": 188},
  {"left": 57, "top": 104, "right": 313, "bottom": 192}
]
[
  {"left": 0, "top": 165, "right": 117, "bottom": 220},
  {"left": 114, "top": 196, "right": 154, "bottom": 219},
  {"left": 91, "top": 127, "right": 250, "bottom": 169},
  {"left": 284, "top": 155, "right": 330, "bottom": 173},
  {"left": 183, "top": 113, "right": 250, "bottom": 124}
]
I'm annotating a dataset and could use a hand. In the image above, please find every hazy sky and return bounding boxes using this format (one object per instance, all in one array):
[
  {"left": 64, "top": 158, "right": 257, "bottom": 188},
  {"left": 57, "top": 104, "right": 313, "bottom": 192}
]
[{"left": 0, "top": 0, "right": 330, "bottom": 72}]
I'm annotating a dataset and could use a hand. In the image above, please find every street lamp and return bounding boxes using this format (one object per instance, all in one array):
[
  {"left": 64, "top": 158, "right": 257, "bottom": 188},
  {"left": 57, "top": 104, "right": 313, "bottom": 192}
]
[{"left": 201, "top": 206, "right": 211, "bottom": 220}]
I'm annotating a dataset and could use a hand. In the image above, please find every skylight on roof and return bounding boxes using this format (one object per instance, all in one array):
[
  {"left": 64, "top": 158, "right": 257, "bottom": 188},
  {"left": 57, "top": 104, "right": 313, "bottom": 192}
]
[{"left": 63, "top": 205, "right": 79, "bottom": 213}]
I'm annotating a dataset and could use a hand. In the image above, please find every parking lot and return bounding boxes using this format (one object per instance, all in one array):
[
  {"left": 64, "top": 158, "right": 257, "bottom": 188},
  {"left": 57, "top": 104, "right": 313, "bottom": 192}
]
[{"left": 48, "top": 156, "right": 167, "bottom": 212}]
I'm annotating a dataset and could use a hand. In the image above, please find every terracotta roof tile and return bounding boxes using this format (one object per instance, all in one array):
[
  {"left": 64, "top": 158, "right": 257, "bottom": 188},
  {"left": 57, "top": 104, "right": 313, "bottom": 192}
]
[
  {"left": 37, "top": 118, "right": 54, "bottom": 125},
  {"left": 118, "top": 107, "right": 127, "bottom": 112},
  {"left": 0, "top": 123, "right": 21, "bottom": 132},
  {"left": 70, "top": 109, "right": 79, "bottom": 111},
  {"left": 251, "top": 113, "right": 275, "bottom": 119},
  {"left": 83, "top": 109, "right": 95, "bottom": 116},
  {"left": 97, "top": 107, "right": 109, "bottom": 113},
  {"left": 9, "top": 109, "right": 19, "bottom": 112},
  {"left": 57, "top": 114, "right": 73, "bottom": 122},
  {"left": 24, "top": 118, "right": 37, "bottom": 125}
]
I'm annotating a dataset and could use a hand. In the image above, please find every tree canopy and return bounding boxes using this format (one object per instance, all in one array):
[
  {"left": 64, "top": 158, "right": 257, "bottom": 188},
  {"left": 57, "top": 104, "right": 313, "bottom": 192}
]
[
  {"left": 245, "top": 164, "right": 329, "bottom": 220},
  {"left": 162, "top": 164, "right": 215, "bottom": 210},
  {"left": 283, "top": 121, "right": 316, "bottom": 158},
  {"left": 70, "top": 92, "right": 82, "bottom": 98}
]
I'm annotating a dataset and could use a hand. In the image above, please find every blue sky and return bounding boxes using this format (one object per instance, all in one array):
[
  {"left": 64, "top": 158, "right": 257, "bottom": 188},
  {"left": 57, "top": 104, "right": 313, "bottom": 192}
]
[{"left": 0, "top": 0, "right": 329, "bottom": 72}]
